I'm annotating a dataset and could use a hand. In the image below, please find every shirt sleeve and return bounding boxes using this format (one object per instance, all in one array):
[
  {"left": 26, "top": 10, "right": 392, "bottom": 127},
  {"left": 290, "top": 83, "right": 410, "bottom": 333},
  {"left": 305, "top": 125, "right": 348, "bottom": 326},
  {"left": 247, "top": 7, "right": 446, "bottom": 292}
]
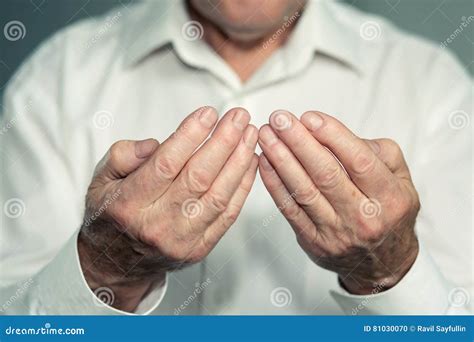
[
  {"left": 0, "top": 28, "right": 167, "bottom": 315},
  {"left": 0, "top": 228, "right": 168, "bottom": 315},
  {"left": 331, "top": 47, "right": 473, "bottom": 315}
]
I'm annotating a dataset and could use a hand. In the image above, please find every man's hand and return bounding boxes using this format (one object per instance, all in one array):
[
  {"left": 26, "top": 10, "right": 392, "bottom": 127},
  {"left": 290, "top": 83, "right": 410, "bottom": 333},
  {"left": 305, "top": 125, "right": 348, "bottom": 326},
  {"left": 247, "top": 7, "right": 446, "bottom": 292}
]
[
  {"left": 257, "top": 110, "right": 420, "bottom": 295},
  {"left": 79, "top": 107, "right": 258, "bottom": 312}
]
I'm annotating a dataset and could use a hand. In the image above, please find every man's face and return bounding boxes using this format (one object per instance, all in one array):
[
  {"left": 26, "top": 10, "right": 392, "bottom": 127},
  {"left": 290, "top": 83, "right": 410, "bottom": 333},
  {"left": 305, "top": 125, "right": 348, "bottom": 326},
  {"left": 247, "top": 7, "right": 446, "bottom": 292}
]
[{"left": 190, "top": 0, "right": 307, "bottom": 42}]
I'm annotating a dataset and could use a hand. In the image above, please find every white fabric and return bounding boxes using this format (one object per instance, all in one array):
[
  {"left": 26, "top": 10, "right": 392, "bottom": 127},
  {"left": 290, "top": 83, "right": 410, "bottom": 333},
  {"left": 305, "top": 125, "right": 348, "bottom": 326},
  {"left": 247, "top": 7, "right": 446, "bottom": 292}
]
[{"left": 1, "top": 0, "right": 472, "bottom": 315}]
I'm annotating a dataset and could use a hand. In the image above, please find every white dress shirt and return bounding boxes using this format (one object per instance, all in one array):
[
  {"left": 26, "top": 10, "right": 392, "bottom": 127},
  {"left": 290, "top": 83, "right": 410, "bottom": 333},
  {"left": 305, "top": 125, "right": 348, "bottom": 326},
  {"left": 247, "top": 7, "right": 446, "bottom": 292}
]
[{"left": 1, "top": 0, "right": 472, "bottom": 315}]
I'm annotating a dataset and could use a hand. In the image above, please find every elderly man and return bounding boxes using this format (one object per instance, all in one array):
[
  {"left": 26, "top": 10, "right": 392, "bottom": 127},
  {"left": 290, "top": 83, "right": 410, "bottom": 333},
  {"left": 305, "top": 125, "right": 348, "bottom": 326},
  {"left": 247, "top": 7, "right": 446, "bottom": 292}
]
[{"left": 0, "top": 0, "right": 471, "bottom": 315}]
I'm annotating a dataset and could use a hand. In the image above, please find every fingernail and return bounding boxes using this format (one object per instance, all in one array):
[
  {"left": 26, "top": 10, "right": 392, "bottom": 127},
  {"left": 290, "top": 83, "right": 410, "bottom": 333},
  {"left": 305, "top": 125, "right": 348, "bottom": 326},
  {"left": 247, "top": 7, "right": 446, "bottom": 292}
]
[
  {"left": 243, "top": 126, "right": 257, "bottom": 148},
  {"left": 259, "top": 125, "right": 278, "bottom": 145},
  {"left": 199, "top": 107, "right": 218, "bottom": 128},
  {"left": 270, "top": 110, "right": 292, "bottom": 131},
  {"left": 260, "top": 154, "right": 274, "bottom": 171},
  {"left": 302, "top": 112, "right": 323, "bottom": 131},
  {"left": 232, "top": 109, "right": 250, "bottom": 131},
  {"left": 367, "top": 140, "right": 380, "bottom": 154},
  {"left": 135, "top": 139, "right": 159, "bottom": 158}
]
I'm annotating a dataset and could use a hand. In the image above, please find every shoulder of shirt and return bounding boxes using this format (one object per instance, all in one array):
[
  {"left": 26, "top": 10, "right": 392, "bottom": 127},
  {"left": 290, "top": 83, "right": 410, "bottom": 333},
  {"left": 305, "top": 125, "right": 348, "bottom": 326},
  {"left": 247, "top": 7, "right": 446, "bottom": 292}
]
[
  {"left": 4, "top": 1, "right": 150, "bottom": 96},
  {"left": 327, "top": 1, "right": 468, "bottom": 78}
]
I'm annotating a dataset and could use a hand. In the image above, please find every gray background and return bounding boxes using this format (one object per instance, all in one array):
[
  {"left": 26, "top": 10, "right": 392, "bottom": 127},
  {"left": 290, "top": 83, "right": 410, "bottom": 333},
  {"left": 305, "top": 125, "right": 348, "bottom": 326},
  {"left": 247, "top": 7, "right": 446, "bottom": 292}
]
[{"left": 0, "top": 0, "right": 473, "bottom": 95}]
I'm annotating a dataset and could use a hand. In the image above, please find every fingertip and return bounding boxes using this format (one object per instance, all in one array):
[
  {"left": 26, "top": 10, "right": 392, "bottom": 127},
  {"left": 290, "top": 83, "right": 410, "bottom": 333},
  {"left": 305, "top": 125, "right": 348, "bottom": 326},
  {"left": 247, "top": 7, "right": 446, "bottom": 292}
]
[
  {"left": 230, "top": 107, "right": 251, "bottom": 131},
  {"left": 196, "top": 106, "right": 218, "bottom": 128},
  {"left": 365, "top": 139, "right": 381, "bottom": 155},
  {"left": 269, "top": 109, "right": 293, "bottom": 131},
  {"left": 300, "top": 111, "right": 324, "bottom": 132},
  {"left": 135, "top": 138, "right": 159, "bottom": 159}
]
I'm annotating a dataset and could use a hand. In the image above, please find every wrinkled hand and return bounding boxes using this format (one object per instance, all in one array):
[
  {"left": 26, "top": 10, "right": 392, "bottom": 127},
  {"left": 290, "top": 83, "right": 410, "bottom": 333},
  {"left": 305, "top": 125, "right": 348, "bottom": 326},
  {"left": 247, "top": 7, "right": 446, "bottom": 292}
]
[
  {"left": 79, "top": 107, "right": 258, "bottom": 311},
  {"left": 258, "top": 110, "right": 420, "bottom": 294}
]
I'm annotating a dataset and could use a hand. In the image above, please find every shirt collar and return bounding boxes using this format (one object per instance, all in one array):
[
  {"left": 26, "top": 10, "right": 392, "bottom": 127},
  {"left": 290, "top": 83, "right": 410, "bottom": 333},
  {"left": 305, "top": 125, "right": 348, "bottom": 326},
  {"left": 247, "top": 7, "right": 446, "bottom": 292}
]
[
  {"left": 295, "top": 0, "right": 362, "bottom": 72},
  {"left": 123, "top": 0, "right": 363, "bottom": 73}
]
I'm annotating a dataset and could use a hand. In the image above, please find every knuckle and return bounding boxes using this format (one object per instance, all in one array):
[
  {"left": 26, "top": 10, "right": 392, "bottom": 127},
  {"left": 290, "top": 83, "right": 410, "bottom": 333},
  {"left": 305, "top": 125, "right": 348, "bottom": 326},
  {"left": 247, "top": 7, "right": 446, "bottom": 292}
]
[
  {"left": 219, "top": 131, "right": 237, "bottom": 150},
  {"left": 358, "top": 221, "right": 384, "bottom": 242},
  {"left": 206, "top": 192, "right": 230, "bottom": 213},
  {"left": 383, "top": 138, "right": 403, "bottom": 156},
  {"left": 316, "top": 165, "right": 343, "bottom": 190},
  {"left": 281, "top": 203, "right": 302, "bottom": 221},
  {"left": 185, "top": 167, "right": 212, "bottom": 193},
  {"left": 154, "top": 156, "right": 179, "bottom": 180},
  {"left": 222, "top": 207, "right": 240, "bottom": 226},
  {"left": 296, "top": 186, "right": 322, "bottom": 207},
  {"left": 352, "top": 149, "right": 377, "bottom": 175},
  {"left": 108, "top": 141, "right": 126, "bottom": 165}
]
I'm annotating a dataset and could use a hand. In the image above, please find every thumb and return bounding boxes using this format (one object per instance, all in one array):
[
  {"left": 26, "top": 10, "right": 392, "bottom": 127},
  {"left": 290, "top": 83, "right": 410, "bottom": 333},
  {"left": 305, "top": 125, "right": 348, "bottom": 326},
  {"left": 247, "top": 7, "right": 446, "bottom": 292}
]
[
  {"left": 363, "top": 138, "right": 410, "bottom": 177},
  {"left": 95, "top": 139, "right": 160, "bottom": 180}
]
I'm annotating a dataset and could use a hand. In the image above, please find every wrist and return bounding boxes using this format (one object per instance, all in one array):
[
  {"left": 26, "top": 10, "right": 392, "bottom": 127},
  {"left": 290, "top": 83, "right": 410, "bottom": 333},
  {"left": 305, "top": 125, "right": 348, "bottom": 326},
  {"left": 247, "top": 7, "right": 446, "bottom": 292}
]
[
  {"left": 78, "top": 224, "right": 166, "bottom": 312},
  {"left": 340, "top": 240, "right": 419, "bottom": 295}
]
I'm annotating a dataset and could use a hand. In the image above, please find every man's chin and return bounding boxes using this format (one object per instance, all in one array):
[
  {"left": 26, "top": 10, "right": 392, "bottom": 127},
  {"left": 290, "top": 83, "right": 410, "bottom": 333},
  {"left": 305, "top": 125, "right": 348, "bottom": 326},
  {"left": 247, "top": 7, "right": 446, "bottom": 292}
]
[{"left": 219, "top": 26, "right": 276, "bottom": 46}]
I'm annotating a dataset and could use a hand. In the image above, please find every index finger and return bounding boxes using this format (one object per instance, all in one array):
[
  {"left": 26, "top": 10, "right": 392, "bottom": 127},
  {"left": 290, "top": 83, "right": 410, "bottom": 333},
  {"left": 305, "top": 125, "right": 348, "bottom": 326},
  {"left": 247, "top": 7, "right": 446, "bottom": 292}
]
[{"left": 124, "top": 106, "right": 218, "bottom": 205}]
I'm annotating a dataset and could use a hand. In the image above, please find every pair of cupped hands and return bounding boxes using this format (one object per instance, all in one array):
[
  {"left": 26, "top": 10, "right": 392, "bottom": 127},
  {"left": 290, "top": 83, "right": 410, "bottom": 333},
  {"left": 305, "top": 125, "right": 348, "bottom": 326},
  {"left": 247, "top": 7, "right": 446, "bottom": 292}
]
[{"left": 79, "top": 107, "right": 420, "bottom": 311}]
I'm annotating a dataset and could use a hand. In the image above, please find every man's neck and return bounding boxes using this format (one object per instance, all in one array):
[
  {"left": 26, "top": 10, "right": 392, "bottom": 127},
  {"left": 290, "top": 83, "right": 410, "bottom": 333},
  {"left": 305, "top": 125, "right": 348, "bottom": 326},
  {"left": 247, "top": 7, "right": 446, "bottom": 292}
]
[{"left": 188, "top": 6, "right": 300, "bottom": 82}]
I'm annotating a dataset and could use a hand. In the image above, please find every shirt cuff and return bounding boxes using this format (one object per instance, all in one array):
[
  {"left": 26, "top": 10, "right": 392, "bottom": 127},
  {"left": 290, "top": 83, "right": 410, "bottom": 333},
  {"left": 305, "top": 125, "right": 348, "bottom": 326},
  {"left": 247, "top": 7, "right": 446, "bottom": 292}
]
[
  {"left": 330, "top": 241, "right": 451, "bottom": 315},
  {"left": 29, "top": 229, "right": 167, "bottom": 315}
]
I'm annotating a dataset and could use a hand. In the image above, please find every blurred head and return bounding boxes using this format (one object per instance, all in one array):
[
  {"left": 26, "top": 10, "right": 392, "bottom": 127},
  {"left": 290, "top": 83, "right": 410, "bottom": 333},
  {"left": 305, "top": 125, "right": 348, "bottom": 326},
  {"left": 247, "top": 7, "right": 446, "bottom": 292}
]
[{"left": 189, "top": 0, "right": 307, "bottom": 42}]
